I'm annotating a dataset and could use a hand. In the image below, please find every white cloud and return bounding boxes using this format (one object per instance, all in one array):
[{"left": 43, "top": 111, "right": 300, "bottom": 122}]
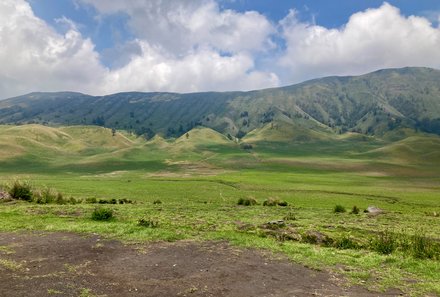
[
  {"left": 2, "top": 1, "right": 440, "bottom": 99},
  {"left": 0, "top": 0, "right": 107, "bottom": 98},
  {"left": 102, "top": 41, "right": 279, "bottom": 93},
  {"left": 0, "top": 0, "right": 278, "bottom": 98},
  {"left": 80, "top": 0, "right": 275, "bottom": 54},
  {"left": 278, "top": 3, "right": 440, "bottom": 83}
]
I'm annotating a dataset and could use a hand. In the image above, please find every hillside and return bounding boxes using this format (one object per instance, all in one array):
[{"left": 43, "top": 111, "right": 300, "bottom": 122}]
[{"left": 0, "top": 67, "right": 439, "bottom": 139}]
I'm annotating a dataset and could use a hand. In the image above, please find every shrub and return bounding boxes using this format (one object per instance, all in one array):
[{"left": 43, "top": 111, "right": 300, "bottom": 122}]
[
  {"left": 33, "top": 187, "right": 57, "bottom": 204},
  {"left": 86, "top": 197, "right": 97, "bottom": 204},
  {"left": 263, "top": 198, "right": 278, "bottom": 206},
  {"left": 91, "top": 208, "right": 113, "bottom": 221},
  {"left": 302, "top": 230, "right": 333, "bottom": 246},
  {"left": 263, "top": 198, "right": 288, "bottom": 207},
  {"left": 153, "top": 199, "right": 162, "bottom": 205},
  {"left": 68, "top": 197, "right": 80, "bottom": 204},
  {"left": 138, "top": 218, "right": 159, "bottom": 228},
  {"left": 350, "top": 206, "right": 360, "bottom": 214},
  {"left": 334, "top": 236, "right": 359, "bottom": 250},
  {"left": 241, "top": 143, "right": 253, "bottom": 150},
  {"left": 410, "top": 232, "right": 439, "bottom": 260},
  {"left": 371, "top": 230, "right": 397, "bottom": 255},
  {"left": 333, "top": 205, "right": 346, "bottom": 213},
  {"left": 237, "top": 197, "right": 257, "bottom": 206},
  {"left": 8, "top": 180, "right": 33, "bottom": 201},
  {"left": 110, "top": 198, "right": 117, "bottom": 204},
  {"left": 277, "top": 200, "right": 288, "bottom": 207},
  {"left": 55, "top": 193, "right": 65, "bottom": 204},
  {"left": 98, "top": 199, "right": 108, "bottom": 204}
]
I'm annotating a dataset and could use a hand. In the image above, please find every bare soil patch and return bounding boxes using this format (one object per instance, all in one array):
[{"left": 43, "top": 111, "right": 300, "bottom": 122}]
[{"left": 0, "top": 232, "right": 400, "bottom": 297}]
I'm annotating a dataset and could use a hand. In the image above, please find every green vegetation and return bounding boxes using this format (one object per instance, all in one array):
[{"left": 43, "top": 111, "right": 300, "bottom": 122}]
[
  {"left": 2, "top": 67, "right": 440, "bottom": 139},
  {"left": 333, "top": 204, "right": 346, "bottom": 213},
  {"left": 91, "top": 208, "right": 113, "bottom": 221},
  {"left": 350, "top": 205, "right": 360, "bottom": 214},
  {"left": 138, "top": 218, "right": 159, "bottom": 228},
  {"left": 263, "top": 198, "right": 288, "bottom": 207},
  {"left": 0, "top": 123, "right": 439, "bottom": 296},
  {"left": 237, "top": 197, "right": 258, "bottom": 206},
  {"left": 7, "top": 179, "right": 33, "bottom": 201}
]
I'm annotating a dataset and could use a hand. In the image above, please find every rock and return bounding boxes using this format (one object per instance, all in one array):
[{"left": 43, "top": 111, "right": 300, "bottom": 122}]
[
  {"left": 260, "top": 226, "right": 302, "bottom": 242},
  {"left": 303, "top": 230, "right": 333, "bottom": 245},
  {"left": 234, "top": 221, "right": 255, "bottom": 231},
  {"left": 0, "top": 190, "right": 11, "bottom": 200},
  {"left": 365, "top": 206, "right": 384, "bottom": 216},
  {"left": 260, "top": 220, "right": 286, "bottom": 230}
]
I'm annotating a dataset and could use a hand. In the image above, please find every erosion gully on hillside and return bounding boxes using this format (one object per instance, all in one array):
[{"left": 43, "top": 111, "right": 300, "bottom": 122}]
[{"left": 0, "top": 232, "right": 402, "bottom": 297}]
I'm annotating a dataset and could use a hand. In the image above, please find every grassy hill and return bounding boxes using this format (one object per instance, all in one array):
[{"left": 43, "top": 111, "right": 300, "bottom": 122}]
[
  {"left": 1, "top": 67, "right": 439, "bottom": 140},
  {"left": 0, "top": 124, "right": 439, "bottom": 178}
]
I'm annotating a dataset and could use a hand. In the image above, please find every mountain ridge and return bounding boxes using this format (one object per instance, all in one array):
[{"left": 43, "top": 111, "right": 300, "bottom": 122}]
[{"left": 1, "top": 67, "right": 439, "bottom": 139}]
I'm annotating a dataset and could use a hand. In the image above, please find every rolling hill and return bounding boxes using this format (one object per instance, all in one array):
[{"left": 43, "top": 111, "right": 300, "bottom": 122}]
[{"left": 0, "top": 67, "right": 439, "bottom": 140}]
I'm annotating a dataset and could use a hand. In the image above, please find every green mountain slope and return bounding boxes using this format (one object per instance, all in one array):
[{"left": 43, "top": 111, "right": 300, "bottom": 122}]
[{"left": 0, "top": 67, "right": 439, "bottom": 139}]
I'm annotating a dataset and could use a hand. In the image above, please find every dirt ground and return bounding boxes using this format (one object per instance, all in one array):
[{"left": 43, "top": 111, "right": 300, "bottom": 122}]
[{"left": 0, "top": 232, "right": 401, "bottom": 297}]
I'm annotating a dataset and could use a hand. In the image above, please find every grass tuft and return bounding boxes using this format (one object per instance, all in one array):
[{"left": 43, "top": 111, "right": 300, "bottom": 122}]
[
  {"left": 91, "top": 208, "right": 114, "bottom": 221},
  {"left": 138, "top": 218, "right": 159, "bottom": 228},
  {"left": 237, "top": 197, "right": 257, "bottom": 206},
  {"left": 350, "top": 205, "right": 360, "bottom": 214},
  {"left": 263, "top": 198, "right": 288, "bottom": 207},
  {"left": 333, "top": 204, "right": 346, "bottom": 213}
]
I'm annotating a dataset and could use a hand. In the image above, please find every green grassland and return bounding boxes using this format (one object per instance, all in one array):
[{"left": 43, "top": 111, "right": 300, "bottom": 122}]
[{"left": 1, "top": 124, "right": 440, "bottom": 296}]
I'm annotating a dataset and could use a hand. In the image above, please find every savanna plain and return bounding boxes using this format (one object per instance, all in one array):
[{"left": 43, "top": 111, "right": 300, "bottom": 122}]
[{"left": 0, "top": 124, "right": 439, "bottom": 296}]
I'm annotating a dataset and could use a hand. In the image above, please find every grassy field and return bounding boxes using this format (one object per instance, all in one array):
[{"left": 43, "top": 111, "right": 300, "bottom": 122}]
[{"left": 0, "top": 124, "right": 439, "bottom": 296}]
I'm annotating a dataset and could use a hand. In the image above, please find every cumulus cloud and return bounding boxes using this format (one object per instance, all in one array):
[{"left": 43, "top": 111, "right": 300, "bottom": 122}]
[
  {"left": 2, "top": 1, "right": 440, "bottom": 99},
  {"left": 80, "top": 0, "right": 275, "bottom": 54},
  {"left": 0, "top": 0, "right": 106, "bottom": 98},
  {"left": 278, "top": 3, "right": 440, "bottom": 82},
  {"left": 0, "top": 0, "right": 278, "bottom": 98},
  {"left": 102, "top": 41, "right": 279, "bottom": 93}
]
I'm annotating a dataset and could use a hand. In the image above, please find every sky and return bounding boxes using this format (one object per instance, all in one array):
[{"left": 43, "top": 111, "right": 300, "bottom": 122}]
[{"left": 1, "top": 0, "right": 440, "bottom": 99}]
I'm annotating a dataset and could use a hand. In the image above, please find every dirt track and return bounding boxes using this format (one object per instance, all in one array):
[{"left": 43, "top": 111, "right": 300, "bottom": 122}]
[{"left": 0, "top": 232, "right": 401, "bottom": 297}]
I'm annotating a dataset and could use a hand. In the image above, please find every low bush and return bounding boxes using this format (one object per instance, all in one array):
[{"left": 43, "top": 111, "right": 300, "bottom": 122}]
[
  {"left": 241, "top": 143, "right": 253, "bottom": 150},
  {"left": 153, "top": 199, "right": 162, "bottom": 205},
  {"left": 334, "top": 236, "right": 359, "bottom": 250},
  {"left": 350, "top": 206, "right": 360, "bottom": 214},
  {"left": 333, "top": 205, "right": 346, "bottom": 213},
  {"left": 371, "top": 230, "right": 397, "bottom": 255},
  {"left": 410, "top": 232, "right": 439, "bottom": 260},
  {"left": 97, "top": 198, "right": 132, "bottom": 204},
  {"left": 91, "top": 208, "right": 113, "bottom": 221},
  {"left": 138, "top": 218, "right": 159, "bottom": 228},
  {"left": 302, "top": 230, "right": 333, "bottom": 246},
  {"left": 86, "top": 197, "right": 98, "bottom": 204},
  {"left": 55, "top": 193, "right": 65, "bottom": 204},
  {"left": 8, "top": 180, "right": 33, "bottom": 201},
  {"left": 263, "top": 198, "right": 288, "bottom": 207},
  {"left": 237, "top": 197, "right": 257, "bottom": 206},
  {"left": 68, "top": 197, "right": 80, "bottom": 204}
]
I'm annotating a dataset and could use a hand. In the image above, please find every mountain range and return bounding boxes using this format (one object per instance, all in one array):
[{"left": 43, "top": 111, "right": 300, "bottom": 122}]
[{"left": 1, "top": 67, "right": 439, "bottom": 140}]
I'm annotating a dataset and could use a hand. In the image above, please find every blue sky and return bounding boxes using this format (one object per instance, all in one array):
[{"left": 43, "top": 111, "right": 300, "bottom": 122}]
[
  {"left": 1, "top": 0, "right": 440, "bottom": 98},
  {"left": 28, "top": 0, "right": 440, "bottom": 66}
]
